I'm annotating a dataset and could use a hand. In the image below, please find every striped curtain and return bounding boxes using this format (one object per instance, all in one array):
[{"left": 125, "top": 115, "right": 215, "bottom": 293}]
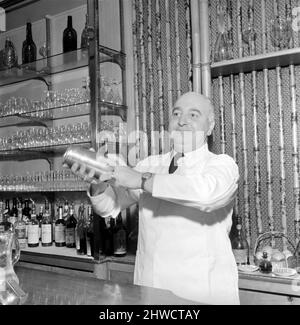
[
  {"left": 210, "top": 0, "right": 300, "bottom": 253},
  {"left": 132, "top": 0, "right": 192, "bottom": 158}
]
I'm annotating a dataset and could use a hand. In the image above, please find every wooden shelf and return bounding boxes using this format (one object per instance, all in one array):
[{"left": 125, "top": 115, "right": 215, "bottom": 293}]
[{"left": 211, "top": 48, "right": 300, "bottom": 78}]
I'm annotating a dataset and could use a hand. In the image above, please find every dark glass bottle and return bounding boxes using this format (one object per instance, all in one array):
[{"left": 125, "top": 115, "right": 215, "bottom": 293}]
[
  {"left": 81, "top": 14, "right": 89, "bottom": 49},
  {"left": 22, "top": 22, "right": 37, "bottom": 64},
  {"left": 9, "top": 197, "right": 18, "bottom": 226},
  {"left": 27, "top": 203, "right": 39, "bottom": 247},
  {"left": 37, "top": 205, "right": 43, "bottom": 240},
  {"left": 259, "top": 252, "right": 272, "bottom": 273},
  {"left": 0, "top": 200, "right": 13, "bottom": 232},
  {"left": 76, "top": 203, "right": 87, "bottom": 255},
  {"left": 86, "top": 206, "right": 94, "bottom": 257},
  {"left": 22, "top": 199, "right": 31, "bottom": 220},
  {"left": 230, "top": 212, "right": 250, "bottom": 265},
  {"left": 63, "top": 200, "right": 69, "bottom": 221},
  {"left": 63, "top": 15, "right": 77, "bottom": 53},
  {"left": 66, "top": 204, "right": 77, "bottom": 248},
  {"left": 55, "top": 205, "right": 66, "bottom": 247},
  {"left": 4, "top": 199, "right": 11, "bottom": 219},
  {"left": 41, "top": 200, "right": 52, "bottom": 247},
  {"left": 113, "top": 213, "right": 127, "bottom": 257},
  {"left": 103, "top": 217, "right": 114, "bottom": 256}
]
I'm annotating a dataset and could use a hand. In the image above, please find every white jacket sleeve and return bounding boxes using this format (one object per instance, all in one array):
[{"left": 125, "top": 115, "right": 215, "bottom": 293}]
[
  {"left": 88, "top": 185, "right": 140, "bottom": 219},
  {"left": 152, "top": 154, "right": 239, "bottom": 212}
]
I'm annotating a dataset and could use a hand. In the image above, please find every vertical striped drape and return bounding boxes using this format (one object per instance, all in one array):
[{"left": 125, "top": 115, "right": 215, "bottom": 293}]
[
  {"left": 210, "top": 0, "right": 300, "bottom": 252},
  {"left": 132, "top": 0, "right": 192, "bottom": 157}
]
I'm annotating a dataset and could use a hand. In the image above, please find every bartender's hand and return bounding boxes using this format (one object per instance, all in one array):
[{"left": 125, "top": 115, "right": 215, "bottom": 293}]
[
  {"left": 66, "top": 146, "right": 112, "bottom": 196},
  {"left": 112, "top": 166, "right": 142, "bottom": 189}
]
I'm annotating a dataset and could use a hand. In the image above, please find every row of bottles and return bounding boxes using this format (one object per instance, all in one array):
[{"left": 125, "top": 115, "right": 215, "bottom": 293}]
[
  {"left": 2, "top": 14, "right": 89, "bottom": 69},
  {"left": 100, "top": 214, "right": 127, "bottom": 257},
  {"left": 0, "top": 198, "right": 94, "bottom": 257},
  {"left": 0, "top": 198, "right": 129, "bottom": 258}
]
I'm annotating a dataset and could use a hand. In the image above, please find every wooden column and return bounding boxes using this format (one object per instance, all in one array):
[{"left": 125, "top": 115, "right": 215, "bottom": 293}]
[
  {"left": 191, "top": 0, "right": 201, "bottom": 93},
  {"left": 199, "top": 0, "right": 211, "bottom": 98}
]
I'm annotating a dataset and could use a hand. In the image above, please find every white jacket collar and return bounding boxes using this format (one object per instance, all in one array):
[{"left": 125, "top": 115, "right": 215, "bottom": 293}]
[{"left": 170, "top": 142, "right": 210, "bottom": 167}]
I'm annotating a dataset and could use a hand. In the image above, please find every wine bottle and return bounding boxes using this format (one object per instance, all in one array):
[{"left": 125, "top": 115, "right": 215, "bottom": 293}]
[
  {"left": 22, "top": 22, "right": 37, "bottom": 64},
  {"left": 63, "top": 15, "right": 77, "bottom": 53},
  {"left": 41, "top": 200, "right": 52, "bottom": 247},
  {"left": 3, "top": 199, "right": 11, "bottom": 220},
  {"left": 27, "top": 203, "right": 39, "bottom": 247},
  {"left": 0, "top": 200, "right": 13, "bottom": 232},
  {"left": 55, "top": 205, "right": 66, "bottom": 247},
  {"left": 65, "top": 204, "right": 77, "bottom": 248},
  {"left": 81, "top": 14, "right": 89, "bottom": 49},
  {"left": 86, "top": 206, "right": 94, "bottom": 257},
  {"left": 113, "top": 213, "right": 127, "bottom": 257},
  {"left": 37, "top": 205, "right": 43, "bottom": 240},
  {"left": 22, "top": 199, "right": 31, "bottom": 219},
  {"left": 230, "top": 212, "right": 249, "bottom": 265},
  {"left": 63, "top": 200, "right": 69, "bottom": 221},
  {"left": 103, "top": 217, "right": 114, "bottom": 256},
  {"left": 75, "top": 203, "right": 87, "bottom": 255},
  {"left": 15, "top": 204, "right": 26, "bottom": 249},
  {"left": 9, "top": 197, "right": 18, "bottom": 226}
]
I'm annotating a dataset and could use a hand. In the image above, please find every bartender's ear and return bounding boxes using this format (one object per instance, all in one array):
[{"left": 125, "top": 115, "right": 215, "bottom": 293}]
[{"left": 207, "top": 118, "right": 215, "bottom": 136}]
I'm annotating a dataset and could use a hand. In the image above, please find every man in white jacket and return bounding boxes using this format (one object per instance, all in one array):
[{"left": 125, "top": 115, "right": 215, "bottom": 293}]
[{"left": 73, "top": 92, "right": 240, "bottom": 305}]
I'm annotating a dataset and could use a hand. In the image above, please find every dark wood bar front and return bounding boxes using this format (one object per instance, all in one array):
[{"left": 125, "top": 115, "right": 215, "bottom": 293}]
[{"left": 15, "top": 265, "right": 199, "bottom": 305}]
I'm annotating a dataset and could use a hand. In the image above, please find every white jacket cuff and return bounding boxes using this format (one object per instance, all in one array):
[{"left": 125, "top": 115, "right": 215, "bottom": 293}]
[{"left": 87, "top": 185, "right": 121, "bottom": 218}]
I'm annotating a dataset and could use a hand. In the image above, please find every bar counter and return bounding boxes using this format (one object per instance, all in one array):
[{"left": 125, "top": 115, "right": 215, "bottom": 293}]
[{"left": 15, "top": 265, "right": 199, "bottom": 305}]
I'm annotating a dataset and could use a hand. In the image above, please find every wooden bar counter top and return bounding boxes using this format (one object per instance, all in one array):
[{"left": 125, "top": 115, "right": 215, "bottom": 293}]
[{"left": 15, "top": 266, "right": 199, "bottom": 305}]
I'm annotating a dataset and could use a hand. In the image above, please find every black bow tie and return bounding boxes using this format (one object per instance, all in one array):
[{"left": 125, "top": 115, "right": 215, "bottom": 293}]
[{"left": 168, "top": 153, "right": 184, "bottom": 174}]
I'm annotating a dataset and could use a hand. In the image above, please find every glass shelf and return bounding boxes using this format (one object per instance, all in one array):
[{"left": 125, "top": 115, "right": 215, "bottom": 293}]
[
  {"left": 0, "top": 141, "right": 91, "bottom": 161},
  {"left": 0, "top": 101, "right": 127, "bottom": 127},
  {"left": 99, "top": 102, "right": 127, "bottom": 121},
  {"left": 211, "top": 47, "right": 300, "bottom": 78},
  {"left": 0, "top": 46, "right": 125, "bottom": 87},
  {"left": 0, "top": 183, "right": 88, "bottom": 192},
  {"left": 0, "top": 101, "right": 91, "bottom": 128}
]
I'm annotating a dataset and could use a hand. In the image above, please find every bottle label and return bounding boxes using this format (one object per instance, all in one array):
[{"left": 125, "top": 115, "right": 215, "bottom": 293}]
[
  {"left": 15, "top": 225, "right": 26, "bottom": 239},
  {"left": 55, "top": 224, "right": 66, "bottom": 243},
  {"left": 65, "top": 228, "right": 75, "bottom": 245},
  {"left": 41, "top": 224, "right": 52, "bottom": 244},
  {"left": 233, "top": 249, "right": 248, "bottom": 265},
  {"left": 28, "top": 225, "right": 39, "bottom": 244},
  {"left": 18, "top": 238, "right": 27, "bottom": 249}
]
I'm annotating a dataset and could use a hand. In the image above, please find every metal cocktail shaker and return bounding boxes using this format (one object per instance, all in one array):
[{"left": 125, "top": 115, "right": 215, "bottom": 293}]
[{"left": 63, "top": 145, "right": 113, "bottom": 179}]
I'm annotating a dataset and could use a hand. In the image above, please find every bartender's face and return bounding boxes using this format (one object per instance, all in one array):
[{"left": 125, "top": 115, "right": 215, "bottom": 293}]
[{"left": 169, "top": 92, "right": 215, "bottom": 153}]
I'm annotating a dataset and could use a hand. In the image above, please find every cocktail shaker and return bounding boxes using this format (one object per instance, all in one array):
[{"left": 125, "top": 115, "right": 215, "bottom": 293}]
[{"left": 63, "top": 145, "right": 113, "bottom": 179}]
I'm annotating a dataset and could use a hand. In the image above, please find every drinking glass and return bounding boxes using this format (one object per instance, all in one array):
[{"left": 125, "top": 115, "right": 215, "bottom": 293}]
[
  {"left": 3, "top": 37, "right": 18, "bottom": 69},
  {"left": 270, "top": 17, "right": 293, "bottom": 49}
]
